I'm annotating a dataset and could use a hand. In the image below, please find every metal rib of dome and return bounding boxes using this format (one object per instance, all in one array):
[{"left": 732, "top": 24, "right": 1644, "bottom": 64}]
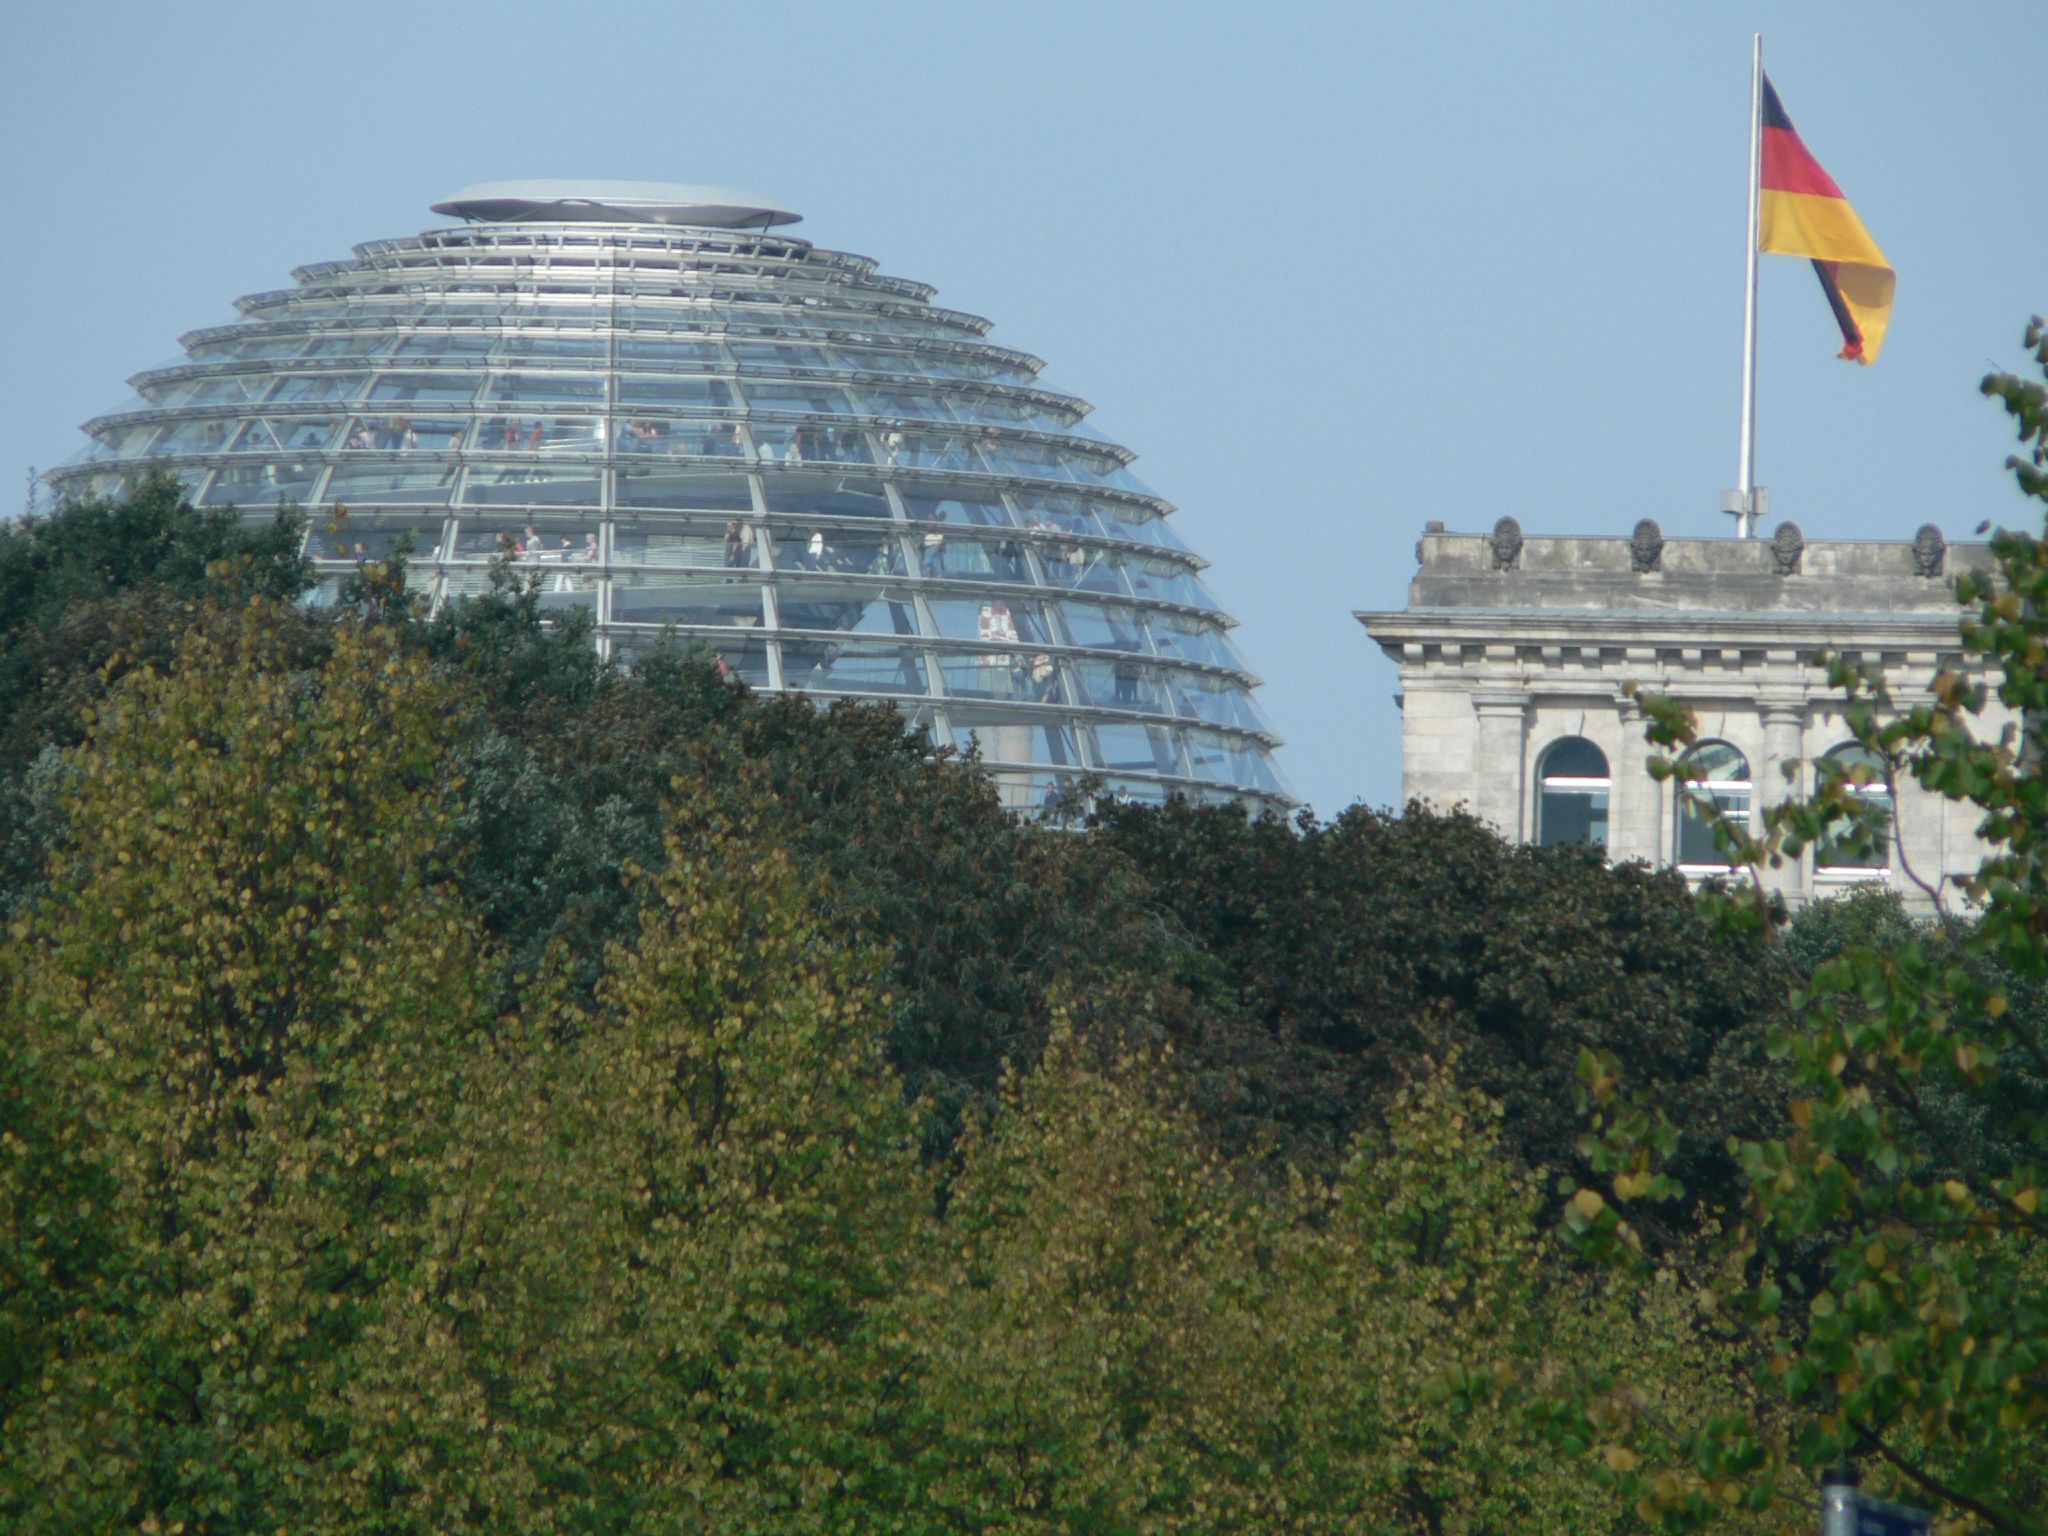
[{"left": 41, "top": 184, "right": 1291, "bottom": 814}]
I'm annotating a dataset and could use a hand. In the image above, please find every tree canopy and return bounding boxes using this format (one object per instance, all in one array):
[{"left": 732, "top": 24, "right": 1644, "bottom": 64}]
[{"left": 6, "top": 315, "right": 2048, "bottom": 1533}]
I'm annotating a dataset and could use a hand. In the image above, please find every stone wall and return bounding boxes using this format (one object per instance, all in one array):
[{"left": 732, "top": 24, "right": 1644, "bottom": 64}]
[{"left": 1357, "top": 520, "right": 2008, "bottom": 915}]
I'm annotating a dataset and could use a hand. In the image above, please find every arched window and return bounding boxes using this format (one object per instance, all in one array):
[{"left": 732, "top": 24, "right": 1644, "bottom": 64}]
[
  {"left": 1675, "top": 740, "right": 1752, "bottom": 868},
  {"left": 1536, "top": 737, "right": 1609, "bottom": 849},
  {"left": 1815, "top": 743, "right": 1892, "bottom": 873}
]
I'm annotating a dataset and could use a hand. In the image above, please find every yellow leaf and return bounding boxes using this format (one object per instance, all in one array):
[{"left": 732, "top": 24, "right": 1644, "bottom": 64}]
[{"left": 1571, "top": 1188, "right": 1606, "bottom": 1221}]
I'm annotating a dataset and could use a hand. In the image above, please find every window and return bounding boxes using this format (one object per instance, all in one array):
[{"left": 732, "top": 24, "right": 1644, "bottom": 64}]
[
  {"left": 1536, "top": 737, "right": 1609, "bottom": 849},
  {"left": 1816, "top": 744, "right": 1892, "bottom": 873},
  {"left": 1675, "top": 740, "right": 1752, "bottom": 868}
]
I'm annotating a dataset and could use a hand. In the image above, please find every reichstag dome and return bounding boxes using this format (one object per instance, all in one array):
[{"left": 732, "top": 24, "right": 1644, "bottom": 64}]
[{"left": 40, "top": 180, "right": 1289, "bottom": 812}]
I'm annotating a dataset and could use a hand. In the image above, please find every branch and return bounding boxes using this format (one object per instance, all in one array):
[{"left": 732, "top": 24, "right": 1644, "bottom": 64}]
[{"left": 1850, "top": 1417, "right": 2034, "bottom": 1536}]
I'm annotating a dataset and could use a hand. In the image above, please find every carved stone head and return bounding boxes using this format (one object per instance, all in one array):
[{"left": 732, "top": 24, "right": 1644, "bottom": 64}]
[
  {"left": 1628, "top": 518, "right": 1663, "bottom": 574},
  {"left": 1770, "top": 520, "right": 1804, "bottom": 576},
  {"left": 1489, "top": 515, "right": 1523, "bottom": 572},
  {"left": 1913, "top": 523, "right": 1946, "bottom": 578}
]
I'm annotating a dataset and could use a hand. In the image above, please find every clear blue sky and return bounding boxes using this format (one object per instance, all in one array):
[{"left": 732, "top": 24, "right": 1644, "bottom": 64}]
[{"left": 3, "top": 1, "right": 2041, "bottom": 815}]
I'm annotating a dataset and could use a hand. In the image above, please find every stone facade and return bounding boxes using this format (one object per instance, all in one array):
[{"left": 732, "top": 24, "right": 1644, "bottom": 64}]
[{"left": 1356, "top": 522, "right": 2008, "bottom": 915}]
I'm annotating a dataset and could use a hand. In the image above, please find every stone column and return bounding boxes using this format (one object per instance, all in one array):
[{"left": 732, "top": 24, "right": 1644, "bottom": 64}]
[
  {"left": 1761, "top": 702, "right": 1807, "bottom": 907},
  {"left": 1612, "top": 693, "right": 1663, "bottom": 866},
  {"left": 1471, "top": 693, "right": 1529, "bottom": 842}
]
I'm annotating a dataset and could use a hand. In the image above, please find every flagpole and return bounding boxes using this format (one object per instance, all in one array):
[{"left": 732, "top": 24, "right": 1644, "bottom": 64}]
[{"left": 1726, "top": 32, "right": 1766, "bottom": 538}]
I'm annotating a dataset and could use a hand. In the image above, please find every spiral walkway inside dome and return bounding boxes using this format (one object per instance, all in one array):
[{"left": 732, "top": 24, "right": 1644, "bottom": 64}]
[{"left": 42, "top": 180, "right": 1291, "bottom": 813}]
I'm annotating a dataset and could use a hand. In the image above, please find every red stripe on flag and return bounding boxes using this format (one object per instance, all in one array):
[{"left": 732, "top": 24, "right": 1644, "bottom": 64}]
[{"left": 1760, "top": 125, "right": 1844, "bottom": 199}]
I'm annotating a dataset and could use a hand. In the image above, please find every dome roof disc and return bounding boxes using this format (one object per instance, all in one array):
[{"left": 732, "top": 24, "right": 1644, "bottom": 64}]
[{"left": 431, "top": 179, "right": 800, "bottom": 229}]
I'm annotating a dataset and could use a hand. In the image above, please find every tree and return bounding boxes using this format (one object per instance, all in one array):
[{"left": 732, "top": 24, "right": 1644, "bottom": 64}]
[
  {"left": 1095, "top": 799, "right": 1790, "bottom": 1209},
  {"left": 0, "top": 604, "right": 501, "bottom": 1532},
  {"left": 1560, "top": 320, "right": 2048, "bottom": 1535},
  {"left": 464, "top": 795, "right": 932, "bottom": 1534},
  {"left": 0, "top": 471, "right": 310, "bottom": 914}
]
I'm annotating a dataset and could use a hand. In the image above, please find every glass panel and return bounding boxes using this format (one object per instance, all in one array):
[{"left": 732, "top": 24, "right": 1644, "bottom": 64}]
[
  {"left": 1071, "top": 657, "right": 1171, "bottom": 715},
  {"left": 470, "top": 415, "right": 607, "bottom": 452},
  {"left": 616, "top": 338, "right": 728, "bottom": 368},
  {"left": 731, "top": 340, "right": 832, "bottom": 370},
  {"left": 306, "top": 511, "right": 450, "bottom": 562},
  {"left": 1041, "top": 544, "right": 1128, "bottom": 595},
  {"left": 450, "top": 513, "right": 603, "bottom": 562},
  {"left": 368, "top": 374, "right": 479, "bottom": 406},
  {"left": 952, "top": 714, "right": 1081, "bottom": 769},
  {"left": 481, "top": 372, "right": 605, "bottom": 406},
  {"left": 1222, "top": 737, "right": 1285, "bottom": 795},
  {"left": 749, "top": 421, "right": 873, "bottom": 464},
  {"left": 460, "top": 464, "right": 602, "bottom": 507},
  {"left": 224, "top": 417, "right": 337, "bottom": 453},
  {"left": 831, "top": 345, "right": 934, "bottom": 376},
  {"left": 200, "top": 460, "right": 322, "bottom": 507},
  {"left": 927, "top": 598, "right": 1051, "bottom": 646},
  {"left": 939, "top": 651, "right": 1060, "bottom": 703},
  {"left": 616, "top": 374, "right": 737, "bottom": 409},
  {"left": 323, "top": 461, "right": 461, "bottom": 507},
  {"left": 612, "top": 512, "right": 757, "bottom": 570},
  {"left": 1124, "top": 556, "right": 1217, "bottom": 610},
  {"left": 1816, "top": 745, "right": 1891, "bottom": 871},
  {"left": 918, "top": 531, "right": 1029, "bottom": 582},
  {"left": 152, "top": 418, "right": 238, "bottom": 454},
  {"left": 777, "top": 578, "right": 919, "bottom": 636},
  {"left": 1091, "top": 722, "right": 1185, "bottom": 775},
  {"left": 340, "top": 415, "right": 464, "bottom": 454},
  {"left": 903, "top": 487, "right": 1013, "bottom": 527},
  {"left": 1146, "top": 615, "right": 1238, "bottom": 670},
  {"left": 885, "top": 430, "right": 988, "bottom": 472},
  {"left": 396, "top": 332, "right": 493, "bottom": 357},
  {"left": 1538, "top": 788, "right": 1609, "bottom": 849},
  {"left": 1012, "top": 493, "right": 1101, "bottom": 539},
  {"left": 616, "top": 467, "right": 756, "bottom": 511},
  {"left": 1675, "top": 740, "right": 1753, "bottom": 867},
  {"left": 772, "top": 524, "right": 905, "bottom": 576},
  {"left": 1098, "top": 777, "right": 1173, "bottom": 807},
  {"left": 173, "top": 373, "right": 277, "bottom": 406},
  {"left": 1168, "top": 671, "right": 1265, "bottom": 731},
  {"left": 758, "top": 472, "right": 891, "bottom": 519},
  {"left": 494, "top": 333, "right": 606, "bottom": 360},
  {"left": 1093, "top": 500, "right": 1192, "bottom": 552},
  {"left": 979, "top": 436, "right": 1075, "bottom": 481},
  {"left": 1540, "top": 737, "right": 1610, "bottom": 780},
  {"left": 303, "top": 332, "right": 397, "bottom": 358},
  {"left": 780, "top": 640, "right": 928, "bottom": 697},
  {"left": 1677, "top": 786, "right": 1751, "bottom": 866},
  {"left": 1060, "top": 601, "right": 1150, "bottom": 654},
  {"left": 854, "top": 387, "right": 961, "bottom": 421},
  {"left": 272, "top": 374, "right": 364, "bottom": 404},
  {"left": 742, "top": 382, "right": 855, "bottom": 414},
  {"left": 610, "top": 574, "right": 765, "bottom": 628},
  {"left": 618, "top": 419, "right": 747, "bottom": 457},
  {"left": 83, "top": 422, "right": 164, "bottom": 461}
]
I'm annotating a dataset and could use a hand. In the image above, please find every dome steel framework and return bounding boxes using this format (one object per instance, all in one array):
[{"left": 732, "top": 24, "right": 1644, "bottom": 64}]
[{"left": 42, "top": 182, "right": 1289, "bottom": 812}]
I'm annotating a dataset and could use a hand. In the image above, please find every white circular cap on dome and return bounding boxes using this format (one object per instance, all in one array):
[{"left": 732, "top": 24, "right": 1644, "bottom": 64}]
[{"left": 430, "top": 179, "right": 801, "bottom": 229}]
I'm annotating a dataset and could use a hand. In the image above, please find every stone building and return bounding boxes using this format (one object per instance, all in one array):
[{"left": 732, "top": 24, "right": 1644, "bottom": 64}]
[{"left": 1356, "top": 518, "right": 2008, "bottom": 915}]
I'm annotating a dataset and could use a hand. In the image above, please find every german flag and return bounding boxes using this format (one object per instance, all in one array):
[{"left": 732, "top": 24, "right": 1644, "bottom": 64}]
[{"left": 1759, "top": 73, "right": 1893, "bottom": 363}]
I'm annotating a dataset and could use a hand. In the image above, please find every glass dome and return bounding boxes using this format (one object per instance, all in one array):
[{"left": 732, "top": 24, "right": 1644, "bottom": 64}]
[{"left": 41, "top": 180, "right": 1290, "bottom": 813}]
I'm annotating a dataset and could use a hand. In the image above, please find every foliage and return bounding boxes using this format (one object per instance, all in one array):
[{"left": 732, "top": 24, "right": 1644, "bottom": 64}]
[
  {"left": 0, "top": 605, "right": 494, "bottom": 1531},
  {"left": 1561, "top": 320, "right": 2048, "bottom": 1535},
  {"left": 0, "top": 471, "right": 312, "bottom": 914},
  {"left": 0, "top": 471, "right": 1885, "bottom": 1533},
  {"left": 1095, "top": 799, "right": 1789, "bottom": 1207}
]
